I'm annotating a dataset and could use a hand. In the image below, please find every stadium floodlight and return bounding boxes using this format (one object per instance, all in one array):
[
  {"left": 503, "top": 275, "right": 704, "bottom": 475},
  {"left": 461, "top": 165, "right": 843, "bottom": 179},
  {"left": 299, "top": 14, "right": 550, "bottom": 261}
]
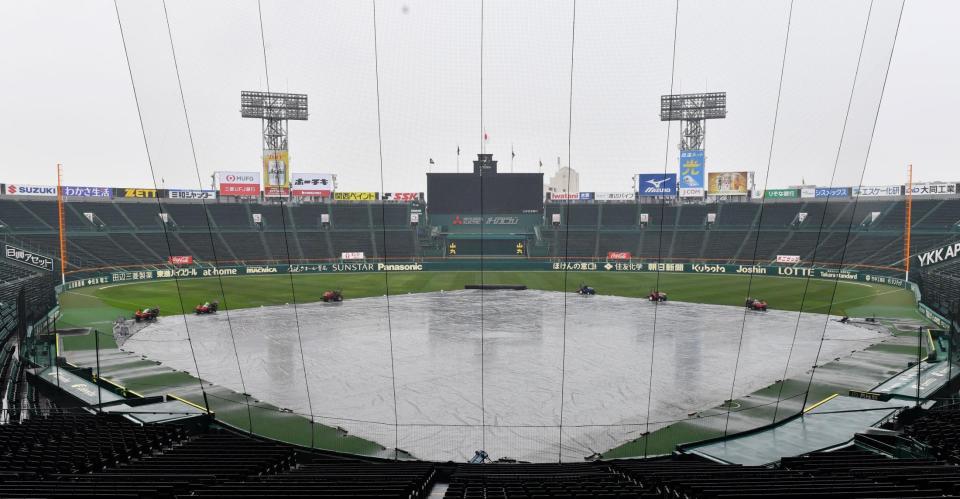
[
  {"left": 241, "top": 91, "right": 308, "bottom": 120},
  {"left": 240, "top": 90, "right": 308, "bottom": 152},
  {"left": 660, "top": 92, "right": 726, "bottom": 151}
]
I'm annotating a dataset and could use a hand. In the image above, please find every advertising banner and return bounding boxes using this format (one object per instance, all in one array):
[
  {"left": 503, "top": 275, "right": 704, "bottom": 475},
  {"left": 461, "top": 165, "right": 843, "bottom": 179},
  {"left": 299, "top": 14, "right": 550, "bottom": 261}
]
[
  {"left": 63, "top": 186, "right": 113, "bottom": 198},
  {"left": 637, "top": 174, "right": 678, "bottom": 196},
  {"left": 382, "top": 192, "right": 423, "bottom": 201},
  {"left": 852, "top": 185, "right": 902, "bottom": 197},
  {"left": 815, "top": 187, "right": 851, "bottom": 198},
  {"left": 908, "top": 183, "right": 957, "bottom": 196},
  {"left": 168, "top": 255, "right": 194, "bottom": 265},
  {"left": 764, "top": 188, "right": 799, "bottom": 199},
  {"left": 707, "top": 172, "right": 749, "bottom": 196},
  {"left": 341, "top": 252, "right": 366, "bottom": 260},
  {"left": 594, "top": 192, "right": 636, "bottom": 201},
  {"left": 776, "top": 255, "right": 801, "bottom": 264},
  {"left": 578, "top": 192, "right": 595, "bottom": 200},
  {"left": 606, "top": 251, "right": 632, "bottom": 260},
  {"left": 63, "top": 260, "right": 914, "bottom": 294},
  {"left": 168, "top": 190, "right": 216, "bottom": 200},
  {"left": 116, "top": 187, "right": 165, "bottom": 198},
  {"left": 4, "top": 184, "right": 58, "bottom": 196},
  {"left": 916, "top": 240, "right": 960, "bottom": 268},
  {"left": 801, "top": 187, "right": 817, "bottom": 198},
  {"left": 217, "top": 171, "right": 260, "bottom": 196},
  {"left": 678, "top": 149, "right": 705, "bottom": 197},
  {"left": 548, "top": 193, "right": 581, "bottom": 201},
  {"left": 290, "top": 173, "right": 334, "bottom": 197},
  {"left": 263, "top": 149, "right": 290, "bottom": 197},
  {"left": 334, "top": 191, "right": 378, "bottom": 201},
  {"left": 5, "top": 244, "right": 54, "bottom": 271}
]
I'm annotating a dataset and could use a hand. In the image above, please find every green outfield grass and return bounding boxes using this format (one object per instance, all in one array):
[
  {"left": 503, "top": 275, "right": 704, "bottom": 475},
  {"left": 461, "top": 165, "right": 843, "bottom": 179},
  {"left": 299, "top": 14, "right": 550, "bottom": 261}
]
[{"left": 59, "top": 271, "right": 920, "bottom": 338}]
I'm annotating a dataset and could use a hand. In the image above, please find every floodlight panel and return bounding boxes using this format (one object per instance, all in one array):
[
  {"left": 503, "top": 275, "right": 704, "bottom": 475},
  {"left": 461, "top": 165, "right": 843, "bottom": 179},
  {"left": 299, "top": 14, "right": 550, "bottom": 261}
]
[
  {"left": 240, "top": 91, "right": 309, "bottom": 120},
  {"left": 660, "top": 92, "right": 727, "bottom": 121}
]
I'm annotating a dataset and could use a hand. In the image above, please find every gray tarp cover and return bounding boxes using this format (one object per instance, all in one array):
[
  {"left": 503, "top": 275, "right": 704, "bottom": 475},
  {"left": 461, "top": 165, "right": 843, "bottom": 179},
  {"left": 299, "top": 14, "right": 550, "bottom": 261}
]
[{"left": 124, "top": 290, "right": 879, "bottom": 461}]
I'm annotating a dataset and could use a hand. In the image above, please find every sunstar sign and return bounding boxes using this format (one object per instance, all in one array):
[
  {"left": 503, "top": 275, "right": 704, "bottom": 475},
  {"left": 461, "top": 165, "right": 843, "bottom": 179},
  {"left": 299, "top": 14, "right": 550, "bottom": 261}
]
[{"left": 917, "top": 241, "right": 960, "bottom": 268}]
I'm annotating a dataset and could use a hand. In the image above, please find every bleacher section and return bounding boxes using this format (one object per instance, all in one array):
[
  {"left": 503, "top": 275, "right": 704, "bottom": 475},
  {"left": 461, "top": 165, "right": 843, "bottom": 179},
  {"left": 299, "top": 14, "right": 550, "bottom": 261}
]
[
  {"left": 0, "top": 198, "right": 417, "bottom": 268},
  {"left": 1, "top": 197, "right": 958, "bottom": 272},
  {"left": 539, "top": 198, "right": 960, "bottom": 267},
  {"left": 611, "top": 448, "right": 960, "bottom": 498},
  {"left": 1, "top": 407, "right": 959, "bottom": 497},
  {"left": 0, "top": 411, "right": 436, "bottom": 498}
]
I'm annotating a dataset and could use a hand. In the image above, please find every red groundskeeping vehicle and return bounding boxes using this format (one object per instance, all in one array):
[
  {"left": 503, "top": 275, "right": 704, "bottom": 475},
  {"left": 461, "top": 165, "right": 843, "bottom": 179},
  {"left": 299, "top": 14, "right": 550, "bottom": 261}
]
[
  {"left": 745, "top": 297, "right": 768, "bottom": 311},
  {"left": 134, "top": 307, "right": 160, "bottom": 322},
  {"left": 195, "top": 301, "right": 219, "bottom": 314},
  {"left": 322, "top": 290, "right": 344, "bottom": 303},
  {"left": 648, "top": 291, "right": 668, "bottom": 302}
]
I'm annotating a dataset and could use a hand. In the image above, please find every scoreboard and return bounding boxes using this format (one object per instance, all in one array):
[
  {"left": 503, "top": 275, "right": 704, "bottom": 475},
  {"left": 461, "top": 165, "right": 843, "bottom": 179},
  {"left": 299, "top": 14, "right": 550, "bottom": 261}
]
[{"left": 427, "top": 173, "right": 544, "bottom": 214}]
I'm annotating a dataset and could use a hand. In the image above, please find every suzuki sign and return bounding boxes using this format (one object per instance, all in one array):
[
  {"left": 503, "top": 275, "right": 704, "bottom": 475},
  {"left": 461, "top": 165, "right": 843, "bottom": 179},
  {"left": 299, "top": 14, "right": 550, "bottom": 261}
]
[{"left": 4, "top": 184, "right": 58, "bottom": 196}]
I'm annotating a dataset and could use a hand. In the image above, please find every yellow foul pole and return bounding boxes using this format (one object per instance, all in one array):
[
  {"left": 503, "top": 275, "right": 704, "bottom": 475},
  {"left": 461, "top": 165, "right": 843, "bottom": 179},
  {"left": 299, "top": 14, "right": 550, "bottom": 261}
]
[
  {"left": 57, "top": 164, "right": 67, "bottom": 285},
  {"left": 904, "top": 163, "right": 912, "bottom": 280}
]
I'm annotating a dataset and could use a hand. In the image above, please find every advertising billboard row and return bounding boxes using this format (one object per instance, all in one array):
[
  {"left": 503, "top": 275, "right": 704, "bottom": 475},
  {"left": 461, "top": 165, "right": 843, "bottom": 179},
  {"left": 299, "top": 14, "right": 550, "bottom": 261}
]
[
  {"left": 636, "top": 174, "right": 677, "bottom": 196},
  {"left": 853, "top": 185, "right": 902, "bottom": 197},
  {"left": 290, "top": 173, "right": 334, "bottom": 197},
  {"left": 764, "top": 188, "right": 799, "bottom": 199},
  {"left": 263, "top": 150, "right": 290, "bottom": 197},
  {"left": 217, "top": 171, "right": 260, "bottom": 196},
  {"left": 707, "top": 171, "right": 749, "bottom": 196},
  {"left": 678, "top": 149, "right": 705, "bottom": 197}
]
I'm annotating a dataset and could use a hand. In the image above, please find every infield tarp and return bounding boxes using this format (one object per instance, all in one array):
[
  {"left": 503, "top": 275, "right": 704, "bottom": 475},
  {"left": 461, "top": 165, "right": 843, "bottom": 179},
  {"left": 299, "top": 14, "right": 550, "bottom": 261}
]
[{"left": 122, "top": 290, "right": 881, "bottom": 462}]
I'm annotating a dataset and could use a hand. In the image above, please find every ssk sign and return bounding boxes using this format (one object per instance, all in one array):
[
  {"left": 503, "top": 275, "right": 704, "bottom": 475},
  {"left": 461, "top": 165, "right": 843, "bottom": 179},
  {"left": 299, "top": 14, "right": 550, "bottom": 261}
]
[
  {"left": 5, "top": 244, "right": 54, "bottom": 271},
  {"left": 607, "top": 251, "right": 632, "bottom": 260},
  {"left": 382, "top": 192, "right": 422, "bottom": 201},
  {"left": 776, "top": 255, "right": 801, "bottom": 264},
  {"left": 917, "top": 241, "right": 960, "bottom": 268},
  {"left": 5, "top": 184, "right": 58, "bottom": 196},
  {"left": 168, "top": 256, "right": 194, "bottom": 265}
]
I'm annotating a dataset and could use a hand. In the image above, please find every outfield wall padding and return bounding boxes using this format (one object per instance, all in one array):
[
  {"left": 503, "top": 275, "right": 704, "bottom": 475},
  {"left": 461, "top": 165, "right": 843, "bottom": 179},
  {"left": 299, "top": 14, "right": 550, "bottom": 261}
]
[{"left": 59, "top": 260, "right": 913, "bottom": 293}]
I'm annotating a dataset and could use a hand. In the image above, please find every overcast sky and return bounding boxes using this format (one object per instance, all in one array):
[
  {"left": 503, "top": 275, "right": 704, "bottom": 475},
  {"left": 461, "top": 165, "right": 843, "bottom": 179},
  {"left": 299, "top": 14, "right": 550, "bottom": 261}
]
[{"left": 1, "top": 0, "right": 956, "bottom": 193}]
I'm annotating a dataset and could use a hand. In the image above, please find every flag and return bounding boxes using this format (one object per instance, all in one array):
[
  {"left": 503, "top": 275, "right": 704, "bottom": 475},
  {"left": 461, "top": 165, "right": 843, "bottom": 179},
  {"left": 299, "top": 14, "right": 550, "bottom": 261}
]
[
  {"left": 557, "top": 156, "right": 561, "bottom": 167},
  {"left": 511, "top": 145, "right": 516, "bottom": 159},
  {"left": 539, "top": 159, "right": 543, "bottom": 170},
  {"left": 429, "top": 158, "right": 435, "bottom": 165},
  {"left": 483, "top": 131, "right": 489, "bottom": 142},
  {"left": 457, "top": 145, "right": 460, "bottom": 156}
]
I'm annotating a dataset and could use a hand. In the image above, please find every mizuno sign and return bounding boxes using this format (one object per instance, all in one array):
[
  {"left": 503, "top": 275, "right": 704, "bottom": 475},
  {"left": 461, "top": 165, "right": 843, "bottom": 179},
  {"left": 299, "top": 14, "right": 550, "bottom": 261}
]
[{"left": 636, "top": 174, "right": 677, "bottom": 196}]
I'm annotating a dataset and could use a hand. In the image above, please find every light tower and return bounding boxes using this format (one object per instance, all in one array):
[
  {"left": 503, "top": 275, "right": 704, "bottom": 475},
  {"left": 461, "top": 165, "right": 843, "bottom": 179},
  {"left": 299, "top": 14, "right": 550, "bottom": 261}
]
[
  {"left": 660, "top": 92, "right": 726, "bottom": 197},
  {"left": 240, "top": 91, "right": 309, "bottom": 196}
]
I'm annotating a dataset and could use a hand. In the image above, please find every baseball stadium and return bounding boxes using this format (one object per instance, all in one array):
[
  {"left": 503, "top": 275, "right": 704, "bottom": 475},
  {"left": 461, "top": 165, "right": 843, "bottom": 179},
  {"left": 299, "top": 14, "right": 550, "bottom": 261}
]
[{"left": 2, "top": 1, "right": 960, "bottom": 497}]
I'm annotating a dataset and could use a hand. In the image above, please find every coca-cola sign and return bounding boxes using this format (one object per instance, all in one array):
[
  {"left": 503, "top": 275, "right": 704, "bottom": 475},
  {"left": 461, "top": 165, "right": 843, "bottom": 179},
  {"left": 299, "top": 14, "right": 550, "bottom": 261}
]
[
  {"left": 606, "top": 251, "right": 632, "bottom": 260},
  {"left": 168, "top": 255, "right": 194, "bottom": 265}
]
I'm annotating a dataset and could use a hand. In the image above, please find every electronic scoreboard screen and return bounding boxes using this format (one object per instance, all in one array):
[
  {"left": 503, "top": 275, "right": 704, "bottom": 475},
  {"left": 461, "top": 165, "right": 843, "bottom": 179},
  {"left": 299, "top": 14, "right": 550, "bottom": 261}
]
[{"left": 427, "top": 173, "right": 543, "bottom": 214}]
